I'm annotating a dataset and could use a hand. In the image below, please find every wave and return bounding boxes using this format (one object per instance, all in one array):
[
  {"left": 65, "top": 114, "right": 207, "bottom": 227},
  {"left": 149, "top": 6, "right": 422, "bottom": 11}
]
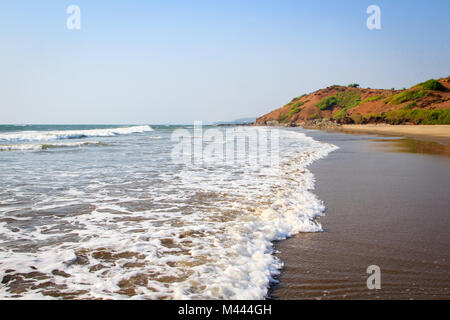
[
  {"left": 0, "top": 141, "right": 106, "bottom": 151},
  {"left": 167, "top": 129, "right": 339, "bottom": 299},
  {"left": 0, "top": 127, "right": 338, "bottom": 300},
  {"left": 0, "top": 125, "right": 153, "bottom": 142}
]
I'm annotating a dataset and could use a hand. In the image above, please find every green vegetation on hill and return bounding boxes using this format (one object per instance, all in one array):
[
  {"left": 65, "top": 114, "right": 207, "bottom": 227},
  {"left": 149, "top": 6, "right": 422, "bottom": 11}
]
[
  {"left": 386, "top": 89, "right": 429, "bottom": 105},
  {"left": 404, "top": 102, "right": 417, "bottom": 109},
  {"left": 291, "top": 100, "right": 305, "bottom": 110},
  {"left": 350, "top": 109, "right": 450, "bottom": 125},
  {"left": 314, "top": 90, "right": 361, "bottom": 119},
  {"left": 383, "top": 79, "right": 446, "bottom": 105},
  {"left": 278, "top": 113, "right": 289, "bottom": 122},
  {"left": 360, "top": 95, "right": 385, "bottom": 104},
  {"left": 291, "top": 94, "right": 306, "bottom": 102},
  {"left": 316, "top": 96, "right": 338, "bottom": 110},
  {"left": 414, "top": 79, "right": 447, "bottom": 91},
  {"left": 278, "top": 99, "right": 307, "bottom": 122},
  {"left": 333, "top": 90, "right": 361, "bottom": 116},
  {"left": 289, "top": 101, "right": 305, "bottom": 115}
]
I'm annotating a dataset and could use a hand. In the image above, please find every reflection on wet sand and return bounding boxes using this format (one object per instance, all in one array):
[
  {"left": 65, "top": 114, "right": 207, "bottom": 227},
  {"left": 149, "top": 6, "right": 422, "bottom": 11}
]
[
  {"left": 271, "top": 129, "right": 450, "bottom": 300},
  {"left": 369, "top": 138, "right": 450, "bottom": 157}
]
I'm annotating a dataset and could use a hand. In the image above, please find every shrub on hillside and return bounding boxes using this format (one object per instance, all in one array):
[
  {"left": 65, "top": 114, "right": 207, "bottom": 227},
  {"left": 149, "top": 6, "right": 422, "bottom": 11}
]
[
  {"left": 414, "top": 79, "right": 447, "bottom": 91},
  {"left": 360, "top": 95, "right": 385, "bottom": 104},
  {"left": 387, "top": 90, "right": 428, "bottom": 105},
  {"left": 290, "top": 94, "right": 306, "bottom": 102},
  {"left": 316, "top": 96, "right": 338, "bottom": 110},
  {"left": 330, "top": 90, "right": 362, "bottom": 119},
  {"left": 354, "top": 109, "right": 450, "bottom": 125}
]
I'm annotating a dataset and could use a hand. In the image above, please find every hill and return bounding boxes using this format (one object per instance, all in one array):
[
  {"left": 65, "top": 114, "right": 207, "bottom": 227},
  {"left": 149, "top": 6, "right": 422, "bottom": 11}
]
[{"left": 256, "top": 77, "right": 450, "bottom": 126}]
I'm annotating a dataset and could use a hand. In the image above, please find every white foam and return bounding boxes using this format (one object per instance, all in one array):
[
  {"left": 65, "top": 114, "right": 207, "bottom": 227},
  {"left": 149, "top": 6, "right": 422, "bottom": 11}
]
[
  {"left": 0, "top": 127, "right": 338, "bottom": 300},
  {"left": 0, "top": 125, "right": 153, "bottom": 142},
  {"left": 0, "top": 141, "right": 105, "bottom": 151}
]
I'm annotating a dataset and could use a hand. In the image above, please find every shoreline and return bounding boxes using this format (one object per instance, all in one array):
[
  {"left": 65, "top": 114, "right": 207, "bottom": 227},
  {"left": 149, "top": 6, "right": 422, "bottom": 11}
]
[
  {"left": 334, "top": 124, "right": 450, "bottom": 145},
  {"left": 255, "top": 123, "right": 450, "bottom": 145},
  {"left": 270, "top": 128, "right": 450, "bottom": 299}
]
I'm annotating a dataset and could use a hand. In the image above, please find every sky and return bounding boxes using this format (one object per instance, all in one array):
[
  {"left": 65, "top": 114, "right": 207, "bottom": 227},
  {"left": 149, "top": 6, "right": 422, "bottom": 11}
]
[{"left": 1, "top": 0, "right": 449, "bottom": 124}]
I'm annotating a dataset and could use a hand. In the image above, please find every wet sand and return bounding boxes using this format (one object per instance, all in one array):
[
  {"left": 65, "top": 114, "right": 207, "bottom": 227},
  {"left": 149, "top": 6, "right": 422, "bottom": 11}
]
[
  {"left": 338, "top": 124, "right": 450, "bottom": 145},
  {"left": 270, "top": 129, "right": 450, "bottom": 299}
]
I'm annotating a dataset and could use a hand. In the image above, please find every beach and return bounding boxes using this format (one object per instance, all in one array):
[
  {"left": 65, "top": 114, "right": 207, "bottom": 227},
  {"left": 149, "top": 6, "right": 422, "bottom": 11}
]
[
  {"left": 271, "top": 128, "right": 450, "bottom": 299},
  {"left": 2, "top": 0, "right": 450, "bottom": 306},
  {"left": 338, "top": 124, "right": 450, "bottom": 145},
  {"left": 1, "top": 124, "right": 449, "bottom": 299}
]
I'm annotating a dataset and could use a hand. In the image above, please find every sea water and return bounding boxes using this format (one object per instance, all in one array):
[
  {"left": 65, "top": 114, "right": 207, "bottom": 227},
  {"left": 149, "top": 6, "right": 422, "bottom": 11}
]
[{"left": 0, "top": 124, "right": 337, "bottom": 299}]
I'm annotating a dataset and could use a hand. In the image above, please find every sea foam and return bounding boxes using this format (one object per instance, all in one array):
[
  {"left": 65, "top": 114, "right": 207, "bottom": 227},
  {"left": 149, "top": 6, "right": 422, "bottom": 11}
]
[
  {"left": 0, "top": 125, "right": 153, "bottom": 142},
  {"left": 0, "top": 141, "right": 105, "bottom": 151},
  {"left": 0, "top": 127, "right": 337, "bottom": 299}
]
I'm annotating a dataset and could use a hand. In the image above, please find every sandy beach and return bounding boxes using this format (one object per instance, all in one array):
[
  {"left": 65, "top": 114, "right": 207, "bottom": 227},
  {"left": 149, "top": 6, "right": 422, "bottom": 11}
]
[
  {"left": 337, "top": 124, "right": 450, "bottom": 145},
  {"left": 270, "top": 128, "right": 450, "bottom": 299}
]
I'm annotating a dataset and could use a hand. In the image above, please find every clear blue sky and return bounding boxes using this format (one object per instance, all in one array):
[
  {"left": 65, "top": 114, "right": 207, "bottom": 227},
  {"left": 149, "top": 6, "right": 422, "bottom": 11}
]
[{"left": 1, "top": 0, "right": 449, "bottom": 124}]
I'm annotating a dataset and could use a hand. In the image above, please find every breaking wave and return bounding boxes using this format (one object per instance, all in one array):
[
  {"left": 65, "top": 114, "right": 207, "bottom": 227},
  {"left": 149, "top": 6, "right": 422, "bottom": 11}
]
[
  {"left": 0, "top": 141, "right": 106, "bottom": 152},
  {"left": 0, "top": 125, "right": 153, "bottom": 143}
]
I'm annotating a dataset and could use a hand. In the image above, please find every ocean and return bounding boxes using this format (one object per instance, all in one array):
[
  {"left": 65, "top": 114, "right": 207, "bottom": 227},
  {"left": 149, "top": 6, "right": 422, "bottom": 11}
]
[{"left": 0, "top": 124, "right": 337, "bottom": 299}]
